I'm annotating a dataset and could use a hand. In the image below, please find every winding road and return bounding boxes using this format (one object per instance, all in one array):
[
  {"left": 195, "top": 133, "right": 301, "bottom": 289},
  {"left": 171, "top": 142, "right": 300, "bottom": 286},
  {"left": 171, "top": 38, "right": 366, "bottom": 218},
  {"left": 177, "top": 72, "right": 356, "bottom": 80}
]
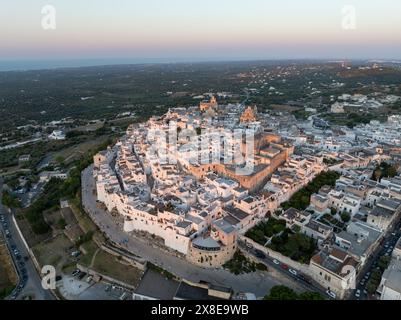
[
  {"left": 0, "top": 178, "right": 55, "bottom": 300},
  {"left": 82, "top": 165, "right": 311, "bottom": 298}
]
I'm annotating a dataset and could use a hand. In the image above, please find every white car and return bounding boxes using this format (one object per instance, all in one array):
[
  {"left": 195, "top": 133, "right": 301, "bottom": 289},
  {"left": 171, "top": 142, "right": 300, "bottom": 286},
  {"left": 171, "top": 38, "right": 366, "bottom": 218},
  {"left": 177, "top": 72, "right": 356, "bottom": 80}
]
[
  {"left": 273, "top": 259, "right": 280, "bottom": 265},
  {"left": 326, "top": 290, "right": 336, "bottom": 299},
  {"left": 355, "top": 289, "right": 361, "bottom": 298},
  {"left": 289, "top": 269, "right": 297, "bottom": 276}
]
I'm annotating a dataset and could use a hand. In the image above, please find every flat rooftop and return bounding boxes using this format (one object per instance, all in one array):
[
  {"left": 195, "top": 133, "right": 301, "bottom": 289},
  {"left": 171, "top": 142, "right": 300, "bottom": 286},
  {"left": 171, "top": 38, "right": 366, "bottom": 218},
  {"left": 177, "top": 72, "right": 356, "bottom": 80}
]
[
  {"left": 174, "top": 282, "right": 226, "bottom": 300},
  {"left": 135, "top": 269, "right": 180, "bottom": 300}
]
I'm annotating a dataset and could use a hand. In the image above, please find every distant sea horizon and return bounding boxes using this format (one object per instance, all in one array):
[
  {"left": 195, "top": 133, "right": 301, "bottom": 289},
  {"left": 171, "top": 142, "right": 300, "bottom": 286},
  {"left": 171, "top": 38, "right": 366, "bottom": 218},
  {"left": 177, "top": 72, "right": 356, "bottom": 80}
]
[
  {"left": 0, "top": 57, "right": 400, "bottom": 72},
  {"left": 0, "top": 58, "right": 182, "bottom": 72}
]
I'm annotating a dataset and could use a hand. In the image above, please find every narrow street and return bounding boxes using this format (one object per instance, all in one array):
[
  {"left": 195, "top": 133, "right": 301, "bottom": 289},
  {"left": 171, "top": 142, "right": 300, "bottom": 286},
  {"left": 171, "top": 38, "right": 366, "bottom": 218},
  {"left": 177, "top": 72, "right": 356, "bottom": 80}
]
[
  {"left": 238, "top": 241, "right": 330, "bottom": 299},
  {"left": 0, "top": 178, "right": 55, "bottom": 300}
]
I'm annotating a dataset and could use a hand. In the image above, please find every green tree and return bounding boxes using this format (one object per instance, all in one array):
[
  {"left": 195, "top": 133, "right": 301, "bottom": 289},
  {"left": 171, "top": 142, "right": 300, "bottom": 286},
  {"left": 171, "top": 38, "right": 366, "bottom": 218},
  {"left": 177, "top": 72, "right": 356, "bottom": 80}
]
[
  {"left": 1, "top": 190, "right": 21, "bottom": 208},
  {"left": 264, "top": 286, "right": 298, "bottom": 300},
  {"left": 372, "top": 162, "right": 398, "bottom": 181},
  {"left": 298, "top": 292, "right": 325, "bottom": 300},
  {"left": 366, "top": 281, "right": 378, "bottom": 295},
  {"left": 55, "top": 155, "right": 65, "bottom": 166},
  {"left": 378, "top": 256, "right": 391, "bottom": 271},
  {"left": 57, "top": 218, "right": 67, "bottom": 229},
  {"left": 281, "top": 171, "right": 340, "bottom": 210},
  {"left": 340, "top": 212, "right": 351, "bottom": 223}
]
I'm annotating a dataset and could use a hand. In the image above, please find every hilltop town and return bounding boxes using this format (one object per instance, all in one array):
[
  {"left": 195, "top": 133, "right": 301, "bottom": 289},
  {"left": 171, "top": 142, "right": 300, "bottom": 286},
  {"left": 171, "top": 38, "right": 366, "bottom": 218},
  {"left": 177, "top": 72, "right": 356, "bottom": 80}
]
[
  {"left": 2, "top": 61, "right": 401, "bottom": 301},
  {"left": 93, "top": 93, "right": 401, "bottom": 300}
]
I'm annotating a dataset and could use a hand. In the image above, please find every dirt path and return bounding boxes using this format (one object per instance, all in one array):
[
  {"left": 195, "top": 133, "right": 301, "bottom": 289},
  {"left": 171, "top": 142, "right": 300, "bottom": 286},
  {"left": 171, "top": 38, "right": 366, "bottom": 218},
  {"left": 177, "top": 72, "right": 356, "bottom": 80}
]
[{"left": 90, "top": 248, "right": 100, "bottom": 268}]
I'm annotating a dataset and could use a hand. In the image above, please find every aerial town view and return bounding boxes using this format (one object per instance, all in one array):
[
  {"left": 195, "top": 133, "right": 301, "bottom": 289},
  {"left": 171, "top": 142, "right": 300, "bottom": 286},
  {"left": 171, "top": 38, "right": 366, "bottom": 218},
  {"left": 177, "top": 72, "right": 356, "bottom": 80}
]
[{"left": 1, "top": 0, "right": 401, "bottom": 316}]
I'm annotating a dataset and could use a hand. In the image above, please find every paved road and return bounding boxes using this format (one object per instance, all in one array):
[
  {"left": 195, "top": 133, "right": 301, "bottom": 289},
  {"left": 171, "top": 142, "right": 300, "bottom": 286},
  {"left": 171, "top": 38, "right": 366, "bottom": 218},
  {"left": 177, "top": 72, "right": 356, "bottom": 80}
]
[
  {"left": 0, "top": 178, "right": 55, "bottom": 300},
  {"left": 82, "top": 165, "right": 309, "bottom": 298},
  {"left": 238, "top": 241, "right": 331, "bottom": 299},
  {"left": 350, "top": 218, "right": 401, "bottom": 301}
]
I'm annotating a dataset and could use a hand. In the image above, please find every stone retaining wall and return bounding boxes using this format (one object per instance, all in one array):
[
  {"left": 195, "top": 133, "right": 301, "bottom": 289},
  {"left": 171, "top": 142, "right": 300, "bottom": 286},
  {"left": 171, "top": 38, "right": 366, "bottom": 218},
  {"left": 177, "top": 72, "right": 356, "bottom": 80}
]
[
  {"left": 239, "top": 235, "right": 313, "bottom": 277},
  {"left": 100, "top": 244, "right": 147, "bottom": 271},
  {"left": 77, "top": 263, "right": 137, "bottom": 291}
]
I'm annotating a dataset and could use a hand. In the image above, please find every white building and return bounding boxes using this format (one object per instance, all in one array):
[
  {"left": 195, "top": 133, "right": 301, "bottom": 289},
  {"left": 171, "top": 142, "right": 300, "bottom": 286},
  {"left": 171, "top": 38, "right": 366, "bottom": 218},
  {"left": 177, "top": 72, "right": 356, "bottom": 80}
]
[{"left": 48, "top": 130, "right": 66, "bottom": 140}]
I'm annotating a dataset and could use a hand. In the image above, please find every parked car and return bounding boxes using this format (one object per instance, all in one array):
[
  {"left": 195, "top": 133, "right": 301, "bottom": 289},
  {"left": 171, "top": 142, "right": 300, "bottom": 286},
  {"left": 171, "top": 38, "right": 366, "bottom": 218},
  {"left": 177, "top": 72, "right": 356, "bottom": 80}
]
[
  {"left": 273, "top": 259, "right": 280, "bottom": 265},
  {"left": 355, "top": 289, "right": 361, "bottom": 298},
  {"left": 255, "top": 250, "right": 266, "bottom": 259},
  {"left": 326, "top": 290, "right": 336, "bottom": 299},
  {"left": 289, "top": 269, "right": 297, "bottom": 276},
  {"left": 72, "top": 269, "right": 80, "bottom": 277},
  {"left": 78, "top": 272, "right": 87, "bottom": 280},
  {"left": 298, "top": 275, "right": 312, "bottom": 284},
  {"left": 281, "top": 264, "right": 289, "bottom": 270},
  {"left": 71, "top": 250, "right": 81, "bottom": 258}
]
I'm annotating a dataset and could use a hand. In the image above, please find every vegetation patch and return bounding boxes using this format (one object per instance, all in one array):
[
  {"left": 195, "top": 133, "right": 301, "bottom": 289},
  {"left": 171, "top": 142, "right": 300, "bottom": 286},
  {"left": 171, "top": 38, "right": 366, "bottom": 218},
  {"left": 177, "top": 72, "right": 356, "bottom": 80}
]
[
  {"left": 281, "top": 171, "right": 340, "bottom": 211},
  {"left": 264, "top": 285, "right": 324, "bottom": 300},
  {"left": 1, "top": 190, "right": 21, "bottom": 208},
  {"left": 147, "top": 262, "right": 176, "bottom": 280},
  {"left": 89, "top": 250, "right": 143, "bottom": 287},
  {"left": 268, "top": 230, "right": 317, "bottom": 264},
  {"left": 32, "top": 233, "right": 74, "bottom": 270},
  {"left": 22, "top": 138, "right": 113, "bottom": 235},
  {"left": 245, "top": 218, "right": 286, "bottom": 245},
  {"left": 0, "top": 236, "right": 18, "bottom": 299},
  {"left": 223, "top": 250, "right": 259, "bottom": 275},
  {"left": 372, "top": 162, "right": 398, "bottom": 182},
  {"left": 366, "top": 256, "right": 391, "bottom": 294}
]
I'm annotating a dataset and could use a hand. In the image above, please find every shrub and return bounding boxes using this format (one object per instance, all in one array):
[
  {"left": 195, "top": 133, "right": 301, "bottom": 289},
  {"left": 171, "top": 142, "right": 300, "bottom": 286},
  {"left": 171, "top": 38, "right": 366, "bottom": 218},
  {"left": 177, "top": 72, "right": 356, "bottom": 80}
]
[{"left": 340, "top": 212, "right": 351, "bottom": 223}]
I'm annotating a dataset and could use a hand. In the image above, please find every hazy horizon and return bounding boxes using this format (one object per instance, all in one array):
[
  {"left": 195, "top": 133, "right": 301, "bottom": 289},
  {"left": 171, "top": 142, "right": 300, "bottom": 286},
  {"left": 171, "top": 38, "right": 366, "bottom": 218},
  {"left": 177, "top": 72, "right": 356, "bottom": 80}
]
[
  {"left": 1, "top": 0, "right": 401, "bottom": 71},
  {"left": 1, "top": 56, "right": 401, "bottom": 72}
]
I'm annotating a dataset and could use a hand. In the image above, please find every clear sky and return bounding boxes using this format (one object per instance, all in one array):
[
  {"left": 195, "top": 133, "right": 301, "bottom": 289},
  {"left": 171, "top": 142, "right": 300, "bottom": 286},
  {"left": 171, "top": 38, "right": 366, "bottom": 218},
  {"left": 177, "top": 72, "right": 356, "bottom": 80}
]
[{"left": 1, "top": 0, "right": 401, "bottom": 63}]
